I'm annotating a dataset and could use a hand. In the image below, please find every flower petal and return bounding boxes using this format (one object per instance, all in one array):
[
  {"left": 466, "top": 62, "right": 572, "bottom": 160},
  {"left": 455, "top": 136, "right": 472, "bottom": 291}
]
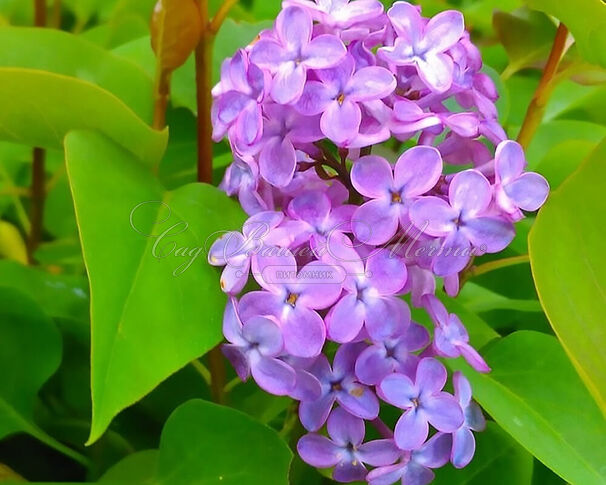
[
  {"left": 295, "top": 81, "right": 335, "bottom": 116},
  {"left": 366, "top": 249, "right": 408, "bottom": 295},
  {"left": 410, "top": 196, "right": 457, "bottom": 237},
  {"left": 303, "top": 34, "right": 347, "bottom": 69},
  {"left": 416, "top": 357, "right": 447, "bottom": 394},
  {"left": 283, "top": 306, "right": 327, "bottom": 357},
  {"left": 355, "top": 345, "right": 393, "bottom": 385},
  {"left": 352, "top": 199, "right": 399, "bottom": 245},
  {"left": 394, "top": 409, "right": 428, "bottom": 450},
  {"left": 321, "top": 99, "right": 362, "bottom": 145},
  {"left": 414, "top": 432, "right": 452, "bottom": 468},
  {"left": 394, "top": 146, "right": 443, "bottom": 197},
  {"left": 461, "top": 216, "right": 514, "bottom": 253},
  {"left": 327, "top": 407, "right": 366, "bottom": 447},
  {"left": 347, "top": 66, "right": 396, "bottom": 102},
  {"left": 366, "top": 463, "right": 406, "bottom": 485},
  {"left": 333, "top": 460, "right": 368, "bottom": 483},
  {"left": 259, "top": 136, "right": 296, "bottom": 187},
  {"left": 338, "top": 382, "right": 380, "bottom": 420},
  {"left": 451, "top": 427, "right": 476, "bottom": 468},
  {"left": 423, "top": 393, "right": 464, "bottom": 432},
  {"left": 251, "top": 356, "right": 296, "bottom": 395},
  {"left": 420, "top": 10, "right": 464, "bottom": 54},
  {"left": 495, "top": 139, "right": 526, "bottom": 184},
  {"left": 271, "top": 62, "right": 307, "bottom": 104},
  {"left": 357, "top": 440, "right": 401, "bottom": 466},
  {"left": 326, "top": 293, "right": 366, "bottom": 343},
  {"left": 449, "top": 169, "right": 491, "bottom": 216},
  {"left": 242, "top": 315, "right": 283, "bottom": 356},
  {"left": 222, "top": 344, "right": 250, "bottom": 381},
  {"left": 379, "top": 373, "right": 416, "bottom": 409},
  {"left": 276, "top": 6, "right": 312, "bottom": 52},
  {"left": 351, "top": 155, "right": 393, "bottom": 198},
  {"left": 297, "top": 434, "right": 342, "bottom": 468},
  {"left": 504, "top": 172, "right": 549, "bottom": 212},
  {"left": 299, "top": 392, "right": 336, "bottom": 431},
  {"left": 416, "top": 52, "right": 453, "bottom": 93}
]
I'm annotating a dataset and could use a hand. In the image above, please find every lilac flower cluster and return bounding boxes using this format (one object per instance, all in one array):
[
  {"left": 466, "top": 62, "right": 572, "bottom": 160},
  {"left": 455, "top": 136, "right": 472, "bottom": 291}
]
[{"left": 210, "top": 1, "right": 549, "bottom": 483}]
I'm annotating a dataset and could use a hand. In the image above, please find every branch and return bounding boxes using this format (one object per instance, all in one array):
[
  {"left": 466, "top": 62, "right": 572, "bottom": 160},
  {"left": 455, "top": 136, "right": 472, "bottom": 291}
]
[
  {"left": 517, "top": 23, "right": 569, "bottom": 149},
  {"left": 209, "top": 0, "right": 239, "bottom": 34}
]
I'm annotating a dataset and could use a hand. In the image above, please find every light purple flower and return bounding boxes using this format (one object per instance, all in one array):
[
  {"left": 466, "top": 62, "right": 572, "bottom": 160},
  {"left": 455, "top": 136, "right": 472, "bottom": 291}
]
[
  {"left": 212, "top": 50, "right": 266, "bottom": 146},
  {"left": 257, "top": 104, "right": 323, "bottom": 187},
  {"left": 351, "top": 146, "right": 443, "bottom": 245},
  {"left": 221, "top": 298, "right": 296, "bottom": 395},
  {"left": 295, "top": 55, "right": 396, "bottom": 145},
  {"left": 219, "top": 157, "right": 273, "bottom": 215},
  {"left": 326, "top": 248, "right": 410, "bottom": 343},
  {"left": 423, "top": 294, "right": 490, "bottom": 373},
  {"left": 285, "top": 0, "right": 385, "bottom": 29},
  {"left": 379, "top": 357, "right": 463, "bottom": 450},
  {"left": 239, "top": 249, "right": 342, "bottom": 357},
  {"left": 355, "top": 322, "right": 430, "bottom": 385},
  {"left": 379, "top": 2, "right": 464, "bottom": 92},
  {"left": 367, "top": 432, "right": 452, "bottom": 485},
  {"left": 250, "top": 6, "right": 347, "bottom": 104},
  {"left": 208, "top": 211, "right": 284, "bottom": 294},
  {"left": 450, "top": 372, "right": 485, "bottom": 468},
  {"left": 410, "top": 169, "right": 515, "bottom": 276},
  {"left": 298, "top": 407, "right": 400, "bottom": 483},
  {"left": 494, "top": 140, "right": 549, "bottom": 219},
  {"left": 299, "top": 343, "right": 380, "bottom": 430}
]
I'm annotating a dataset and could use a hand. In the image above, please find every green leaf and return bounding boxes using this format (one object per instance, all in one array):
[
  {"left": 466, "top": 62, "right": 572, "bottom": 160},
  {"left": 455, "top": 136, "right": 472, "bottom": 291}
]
[
  {"left": 0, "top": 260, "right": 89, "bottom": 322},
  {"left": 433, "top": 422, "right": 533, "bottom": 485},
  {"left": 0, "top": 220, "right": 27, "bottom": 263},
  {"left": 529, "top": 138, "right": 606, "bottom": 414},
  {"left": 534, "top": 139, "right": 596, "bottom": 189},
  {"left": 64, "top": 131, "right": 246, "bottom": 443},
  {"left": 450, "top": 331, "right": 606, "bottom": 485},
  {"left": 458, "top": 282, "right": 542, "bottom": 314},
  {"left": 0, "top": 27, "right": 154, "bottom": 121},
  {"left": 101, "top": 399, "right": 292, "bottom": 484},
  {"left": 494, "top": 8, "right": 557, "bottom": 79},
  {"left": 0, "top": 286, "right": 87, "bottom": 465},
  {"left": 0, "top": 68, "right": 167, "bottom": 165},
  {"left": 523, "top": 0, "right": 606, "bottom": 68}
]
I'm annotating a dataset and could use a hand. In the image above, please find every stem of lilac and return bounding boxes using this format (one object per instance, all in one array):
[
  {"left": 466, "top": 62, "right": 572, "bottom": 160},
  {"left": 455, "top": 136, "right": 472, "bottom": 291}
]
[
  {"left": 190, "top": 358, "right": 212, "bottom": 385},
  {"left": 195, "top": 0, "right": 239, "bottom": 404},
  {"left": 461, "top": 254, "right": 530, "bottom": 286},
  {"left": 51, "top": 0, "right": 61, "bottom": 28},
  {"left": 516, "top": 23, "right": 569, "bottom": 149},
  {"left": 370, "top": 417, "right": 394, "bottom": 439},
  {"left": 152, "top": 67, "right": 171, "bottom": 132},
  {"left": 312, "top": 142, "right": 360, "bottom": 203}
]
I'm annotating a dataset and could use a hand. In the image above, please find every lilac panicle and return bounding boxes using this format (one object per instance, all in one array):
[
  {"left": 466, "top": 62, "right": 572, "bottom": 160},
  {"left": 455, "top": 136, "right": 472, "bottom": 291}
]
[{"left": 210, "top": 1, "right": 550, "bottom": 483}]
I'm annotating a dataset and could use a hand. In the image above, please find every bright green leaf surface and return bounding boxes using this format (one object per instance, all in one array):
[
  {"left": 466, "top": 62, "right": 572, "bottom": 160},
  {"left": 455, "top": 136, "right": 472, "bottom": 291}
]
[
  {"left": 433, "top": 422, "right": 533, "bottom": 485},
  {"left": 450, "top": 331, "right": 606, "bottom": 485},
  {"left": 0, "top": 68, "right": 167, "bottom": 165},
  {"left": 529, "top": 139, "right": 606, "bottom": 414},
  {"left": 0, "top": 286, "right": 86, "bottom": 465},
  {"left": 64, "top": 131, "right": 246, "bottom": 443},
  {"left": 100, "top": 400, "right": 292, "bottom": 484},
  {"left": 0, "top": 27, "right": 153, "bottom": 121},
  {"left": 523, "top": 0, "right": 606, "bottom": 68}
]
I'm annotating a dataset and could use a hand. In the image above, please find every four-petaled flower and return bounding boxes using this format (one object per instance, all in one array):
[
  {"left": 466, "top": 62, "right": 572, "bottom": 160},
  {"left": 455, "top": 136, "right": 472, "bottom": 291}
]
[
  {"left": 285, "top": 0, "right": 385, "bottom": 29},
  {"left": 221, "top": 298, "right": 296, "bottom": 396},
  {"left": 250, "top": 6, "right": 347, "bottom": 104},
  {"left": 296, "top": 55, "right": 396, "bottom": 145},
  {"left": 410, "top": 169, "right": 515, "bottom": 276},
  {"left": 298, "top": 407, "right": 400, "bottom": 483},
  {"left": 379, "top": 2, "right": 464, "bottom": 92},
  {"left": 300, "top": 343, "right": 380, "bottom": 431},
  {"left": 379, "top": 358, "right": 463, "bottom": 450},
  {"left": 351, "top": 146, "right": 443, "bottom": 245}
]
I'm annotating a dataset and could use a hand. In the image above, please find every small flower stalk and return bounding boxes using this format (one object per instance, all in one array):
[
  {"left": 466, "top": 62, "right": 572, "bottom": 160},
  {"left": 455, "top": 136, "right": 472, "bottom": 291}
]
[{"left": 209, "top": 1, "right": 549, "bottom": 483}]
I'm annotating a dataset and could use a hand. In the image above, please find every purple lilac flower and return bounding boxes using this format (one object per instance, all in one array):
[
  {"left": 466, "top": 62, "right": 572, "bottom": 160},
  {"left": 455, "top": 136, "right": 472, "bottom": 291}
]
[
  {"left": 379, "top": 2, "right": 465, "bottom": 92},
  {"left": 295, "top": 55, "right": 396, "bottom": 145},
  {"left": 212, "top": 50, "right": 266, "bottom": 147},
  {"left": 219, "top": 156, "right": 272, "bottom": 215},
  {"left": 351, "top": 146, "right": 443, "bottom": 245},
  {"left": 298, "top": 407, "right": 400, "bottom": 483},
  {"left": 410, "top": 169, "right": 515, "bottom": 276},
  {"left": 250, "top": 6, "right": 347, "bottom": 104},
  {"left": 326, "top": 249, "right": 410, "bottom": 343},
  {"left": 208, "top": 211, "right": 284, "bottom": 294},
  {"left": 285, "top": 0, "right": 385, "bottom": 29},
  {"left": 355, "top": 322, "right": 430, "bottom": 385},
  {"left": 494, "top": 140, "right": 550, "bottom": 220},
  {"left": 299, "top": 343, "right": 380, "bottom": 431},
  {"left": 423, "top": 295, "right": 490, "bottom": 373},
  {"left": 256, "top": 104, "right": 324, "bottom": 187},
  {"left": 366, "top": 432, "right": 452, "bottom": 485},
  {"left": 239, "top": 249, "right": 342, "bottom": 358},
  {"left": 450, "top": 372, "right": 486, "bottom": 468},
  {"left": 221, "top": 298, "right": 296, "bottom": 395},
  {"left": 379, "top": 358, "right": 463, "bottom": 450}
]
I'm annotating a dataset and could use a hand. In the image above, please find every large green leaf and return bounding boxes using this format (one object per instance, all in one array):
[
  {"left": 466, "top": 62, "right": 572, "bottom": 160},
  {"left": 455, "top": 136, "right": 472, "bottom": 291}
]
[
  {"left": 0, "top": 286, "right": 87, "bottom": 465},
  {"left": 450, "top": 331, "right": 606, "bottom": 485},
  {"left": 529, "top": 139, "right": 606, "bottom": 414},
  {"left": 523, "top": 0, "right": 606, "bottom": 68},
  {"left": 64, "top": 131, "right": 246, "bottom": 443},
  {"left": 100, "top": 399, "right": 292, "bottom": 484},
  {"left": 0, "top": 27, "right": 153, "bottom": 121},
  {"left": 0, "top": 68, "right": 167, "bottom": 165},
  {"left": 433, "top": 422, "right": 533, "bottom": 485},
  {"left": 0, "top": 261, "right": 89, "bottom": 322}
]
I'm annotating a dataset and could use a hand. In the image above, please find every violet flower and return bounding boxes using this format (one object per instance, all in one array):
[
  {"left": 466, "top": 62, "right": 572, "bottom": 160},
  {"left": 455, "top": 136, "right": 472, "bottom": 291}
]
[
  {"left": 285, "top": 0, "right": 385, "bottom": 29},
  {"left": 379, "top": 2, "right": 465, "bottom": 92},
  {"left": 379, "top": 357, "right": 463, "bottom": 450},
  {"left": 351, "top": 146, "right": 443, "bottom": 245},
  {"left": 298, "top": 407, "right": 400, "bottom": 483},
  {"left": 299, "top": 343, "right": 380, "bottom": 431},
  {"left": 250, "top": 6, "right": 347, "bottom": 104}
]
